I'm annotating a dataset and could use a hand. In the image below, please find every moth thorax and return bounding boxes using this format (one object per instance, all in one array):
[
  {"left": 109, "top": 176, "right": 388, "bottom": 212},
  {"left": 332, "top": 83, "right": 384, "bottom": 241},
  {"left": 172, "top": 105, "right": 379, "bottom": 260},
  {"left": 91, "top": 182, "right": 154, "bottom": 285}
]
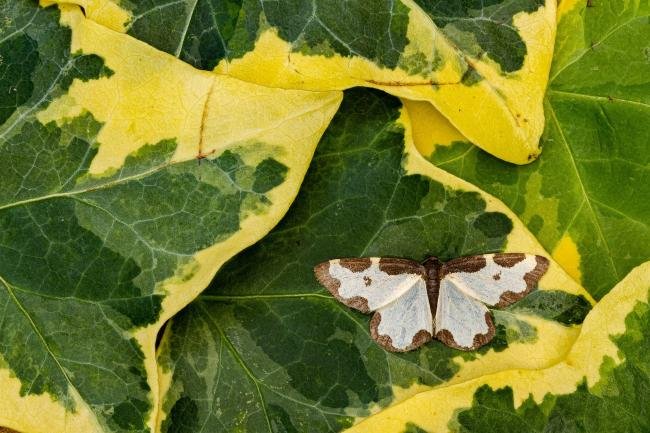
[
  {"left": 422, "top": 256, "right": 441, "bottom": 290},
  {"left": 422, "top": 256, "right": 441, "bottom": 316}
]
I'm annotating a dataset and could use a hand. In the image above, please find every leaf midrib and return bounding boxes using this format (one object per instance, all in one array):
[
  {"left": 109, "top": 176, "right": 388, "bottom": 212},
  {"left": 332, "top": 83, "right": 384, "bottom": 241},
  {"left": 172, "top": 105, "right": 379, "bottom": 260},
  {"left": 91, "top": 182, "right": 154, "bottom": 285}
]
[
  {"left": 195, "top": 302, "right": 347, "bottom": 431},
  {"left": 549, "top": 15, "right": 644, "bottom": 83},
  {"left": 548, "top": 90, "right": 650, "bottom": 109},
  {"left": 0, "top": 160, "right": 172, "bottom": 212},
  {"left": 0, "top": 274, "right": 82, "bottom": 410},
  {"left": 546, "top": 102, "right": 621, "bottom": 281}
]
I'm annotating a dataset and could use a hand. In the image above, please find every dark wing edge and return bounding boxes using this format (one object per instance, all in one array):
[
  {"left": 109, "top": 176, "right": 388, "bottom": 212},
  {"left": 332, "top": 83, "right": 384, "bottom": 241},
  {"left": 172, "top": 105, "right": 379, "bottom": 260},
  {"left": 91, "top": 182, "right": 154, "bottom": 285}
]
[
  {"left": 441, "top": 253, "right": 550, "bottom": 308},
  {"left": 495, "top": 254, "right": 549, "bottom": 308},
  {"left": 435, "top": 312, "right": 496, "bottom": 351},
  {"left": 313, "top": 259, "right": 372, "bottom": 313},
  {"left": 370, "top": 312, "right": 433, "bottom": 352}
]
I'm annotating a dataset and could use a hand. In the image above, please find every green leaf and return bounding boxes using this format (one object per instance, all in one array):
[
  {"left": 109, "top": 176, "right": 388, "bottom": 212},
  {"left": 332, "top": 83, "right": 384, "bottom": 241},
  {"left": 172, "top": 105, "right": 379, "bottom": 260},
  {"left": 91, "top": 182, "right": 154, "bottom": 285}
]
[
  {"left": 156, "top": 88, "right": 592, "bottom": 433},
  {"left": 410, "top": 0, "right": 545, "bottom": 73},
  {"left": 51, "top": 0, "right": 558, "bottom": 164},
  {"left": 414, "top": 0, "right": 650, "bottom": 298},
  {"left": 0, "top": 3, "right": 339, "bottom": 432},
  {"left": 345, "top": 261, "right": 650, "bottom": 432}
]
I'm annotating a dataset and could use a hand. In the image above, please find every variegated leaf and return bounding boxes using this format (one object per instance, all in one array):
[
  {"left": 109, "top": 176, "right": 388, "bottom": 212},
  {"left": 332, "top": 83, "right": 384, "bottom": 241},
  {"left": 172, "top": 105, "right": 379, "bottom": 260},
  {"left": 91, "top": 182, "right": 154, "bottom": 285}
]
[
  {"left": 155, "top": 89, "right": 593, "bottom": 432},
  {"left": 411, "top": 0, "right": 650, "bottom": 298},
  {"left": 0, "top": 3, "right": 340, "bottom": 432},
  {"left": 46, "top": 0, "right": 559, "bottom": 164}
]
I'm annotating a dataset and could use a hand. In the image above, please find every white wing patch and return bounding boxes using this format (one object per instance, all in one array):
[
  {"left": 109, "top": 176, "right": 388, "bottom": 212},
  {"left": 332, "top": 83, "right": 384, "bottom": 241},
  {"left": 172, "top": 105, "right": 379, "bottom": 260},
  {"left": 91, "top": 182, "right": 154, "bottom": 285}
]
[
  {"left": 314, "top": 258, "right": 425, "bottom": 312},
  {"left": 371, "top": 278, "right": 433, "bottom": 352},
  {"left": 443, "top": 254, "right": 549, "bottom": 307},
  {"left": 434, "top": 279, "right": 494, "bottom": 350}
]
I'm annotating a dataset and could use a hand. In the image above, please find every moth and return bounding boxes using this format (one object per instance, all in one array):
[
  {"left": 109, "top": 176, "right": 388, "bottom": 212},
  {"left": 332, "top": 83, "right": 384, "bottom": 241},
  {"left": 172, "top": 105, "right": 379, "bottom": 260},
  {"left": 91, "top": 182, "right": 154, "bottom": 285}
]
[{"left": 314, "top": 253, "right": 549, "bottom": 352}]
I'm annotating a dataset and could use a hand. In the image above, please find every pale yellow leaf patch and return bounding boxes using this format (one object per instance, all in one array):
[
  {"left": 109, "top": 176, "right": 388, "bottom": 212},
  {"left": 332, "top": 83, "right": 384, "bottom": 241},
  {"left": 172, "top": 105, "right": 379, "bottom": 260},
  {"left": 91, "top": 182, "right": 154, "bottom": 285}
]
[
  {"left": 0, "top": 366, "right": 103, "bottom": 433},
  {"left": 552, "top": 234, "right": 582, "bottom": 283},
  {"left": 37, "top": 4, "right": 214, "bottom": 175},
  {"left": 557, "top": 0, "right": 584, "bottom": 19},
  {"left": 402, "top": 99, "right": 468, "bottom": 157},
  {"left": 40, "top": 0, "right": 131, "bottom": 32}
]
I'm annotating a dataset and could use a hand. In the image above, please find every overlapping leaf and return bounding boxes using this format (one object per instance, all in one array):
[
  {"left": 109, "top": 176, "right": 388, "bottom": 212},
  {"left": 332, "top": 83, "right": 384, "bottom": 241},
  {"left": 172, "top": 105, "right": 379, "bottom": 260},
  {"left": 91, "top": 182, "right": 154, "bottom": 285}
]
[
  {"left": 0, "top": 3, "right": 340, "bottom": 432},
  {"left": 155, "top": 88, "right": 593, "bottom": 432},
  {"left": 345, "top": 261, "right": 650, "bottom": 432},
  {"left": 48, "top": 0, "right": 558, "bottom": 164},
  {"left": 412, "top": 0, "right": 650, "bottom": 298}
]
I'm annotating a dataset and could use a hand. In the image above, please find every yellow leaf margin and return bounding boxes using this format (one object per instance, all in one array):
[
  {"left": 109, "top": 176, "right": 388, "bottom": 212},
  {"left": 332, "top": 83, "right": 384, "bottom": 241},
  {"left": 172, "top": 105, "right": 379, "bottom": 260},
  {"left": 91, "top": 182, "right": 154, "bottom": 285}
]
[{"left": 47, "top": 0, "right": 557, "bottom": 164}]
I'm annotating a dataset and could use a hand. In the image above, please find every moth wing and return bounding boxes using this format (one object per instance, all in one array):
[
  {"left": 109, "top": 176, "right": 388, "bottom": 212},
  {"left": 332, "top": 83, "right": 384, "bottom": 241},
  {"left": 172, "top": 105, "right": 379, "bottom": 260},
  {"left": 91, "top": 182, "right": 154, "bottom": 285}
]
[
  {"left": 441, "top": 253, "right": 549, "bottom": 308},
  {"left": 434, "top": 278, "right": 495, "bottom": 351},
  {"left": 313, "top": 258, "right": 426, "bottom": 313},
  {"left": 370, "top": 278, "right": 433, "bottom": 352}
]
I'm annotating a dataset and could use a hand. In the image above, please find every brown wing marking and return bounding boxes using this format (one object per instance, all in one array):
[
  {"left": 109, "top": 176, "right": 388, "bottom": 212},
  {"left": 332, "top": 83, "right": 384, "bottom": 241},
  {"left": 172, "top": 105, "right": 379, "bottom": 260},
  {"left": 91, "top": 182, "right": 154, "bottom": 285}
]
[
  {"left": 435, "top": 312, "right": 496, "bottom": 351},
  {"left": 313, "top": 260, "right": 370, "bottom": 312},
  {"left": 440, "top": 255, "right": 487, "bottom": 277},
  {"left": 492, "top": 253, "right": 526, "bottom": 267},
  {"left": 339, "top": 258, "right": 372, "bottom": 272},
  {"left": 378, "top": 258, "right": 426, "bottom": 275},
  {"left": 370, "top": 312, "right": 432, "bottom": 352},
  {"left": 494, "top": 255, "right": 550, "bottom": 308}
]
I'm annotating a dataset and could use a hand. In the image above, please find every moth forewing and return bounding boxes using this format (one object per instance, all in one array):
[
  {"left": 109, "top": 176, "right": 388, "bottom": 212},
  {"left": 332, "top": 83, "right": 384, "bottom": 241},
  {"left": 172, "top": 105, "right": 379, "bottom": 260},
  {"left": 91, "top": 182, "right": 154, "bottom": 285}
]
[
  {"left": 440, "top": 253, "right": 549, "bottom": 308},
  {"left": 313, "top": 258, "right": 425, "bottom": 313}
]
